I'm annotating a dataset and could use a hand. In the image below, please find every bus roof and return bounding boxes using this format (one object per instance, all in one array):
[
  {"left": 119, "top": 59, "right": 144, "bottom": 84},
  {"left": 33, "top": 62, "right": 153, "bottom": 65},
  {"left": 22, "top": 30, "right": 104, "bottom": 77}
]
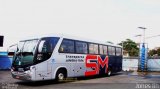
[{"left": 19, "top": 33, "right": 122, "bottom": 48}]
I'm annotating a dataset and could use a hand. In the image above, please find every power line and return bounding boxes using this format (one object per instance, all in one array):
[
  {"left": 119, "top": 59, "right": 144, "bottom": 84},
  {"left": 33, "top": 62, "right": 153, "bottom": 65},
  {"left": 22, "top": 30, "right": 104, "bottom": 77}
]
[{"left": 145, "top": 35, "right": 160, "bottom": 39}]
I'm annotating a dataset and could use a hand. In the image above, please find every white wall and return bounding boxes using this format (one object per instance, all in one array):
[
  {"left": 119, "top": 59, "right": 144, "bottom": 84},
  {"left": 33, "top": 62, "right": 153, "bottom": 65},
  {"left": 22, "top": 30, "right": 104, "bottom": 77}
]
[
  {"left": 123, "top": 58, "right": 160, "bottom": 71},
  {"left": 123, "top": 59, "right": 138, "bottom": 71},
  {"left": 147, "top": 59, "right": 160, "bottom": 71}
]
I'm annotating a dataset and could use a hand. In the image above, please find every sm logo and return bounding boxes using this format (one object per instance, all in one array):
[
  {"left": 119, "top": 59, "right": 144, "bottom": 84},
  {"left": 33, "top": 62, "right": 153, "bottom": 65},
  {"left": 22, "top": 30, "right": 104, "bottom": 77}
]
[{"left": 85, "top": 55, "right": 109, "bottom": 76}]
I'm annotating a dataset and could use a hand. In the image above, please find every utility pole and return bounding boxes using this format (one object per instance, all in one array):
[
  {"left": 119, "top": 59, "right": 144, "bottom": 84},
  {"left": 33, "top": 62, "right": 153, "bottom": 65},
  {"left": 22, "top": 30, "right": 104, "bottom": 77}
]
[
  {"left": 138, "top": 27, "right": 147, "bottom": 72},
  {"left": 138, "top": 27, "right": 146, "bottom": 43}
]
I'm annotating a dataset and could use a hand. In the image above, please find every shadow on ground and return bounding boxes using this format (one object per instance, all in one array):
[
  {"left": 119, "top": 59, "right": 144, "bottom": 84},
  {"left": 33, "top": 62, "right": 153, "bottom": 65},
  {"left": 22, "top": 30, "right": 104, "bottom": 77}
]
[
  {"left": 16, "top": 80, "right": 64, "bottom": 87},
  {"left": 123, "top": 71, "right": 160, "bottom": 80},
  {"left": 16, "top": 72, "right": 123, "bottom": 86}
]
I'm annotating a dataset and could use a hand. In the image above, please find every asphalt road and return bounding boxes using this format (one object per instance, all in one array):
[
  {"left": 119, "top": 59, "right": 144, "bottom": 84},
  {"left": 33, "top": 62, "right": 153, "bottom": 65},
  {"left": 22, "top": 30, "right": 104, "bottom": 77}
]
[{"left": 0, "top": 70, "right": 160, "bottom": 89}]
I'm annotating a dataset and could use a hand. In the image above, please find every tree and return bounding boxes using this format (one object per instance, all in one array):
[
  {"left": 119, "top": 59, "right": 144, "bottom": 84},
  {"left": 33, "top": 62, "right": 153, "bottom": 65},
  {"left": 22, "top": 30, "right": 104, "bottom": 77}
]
[
  {"left": 148, "top": 49, "right": 157, "bottom": 56},
  {"left": 148, "top": 47, "right": 160, "bottom": 57},
  {"left": 157, "top": 48, "right": 160, "bottom": 56},
  {"left": 148, "top": 47, "right": 160, "bottom": 56},
  {"left": 118, "top": 39, "right": 139, "bottom": 57}
]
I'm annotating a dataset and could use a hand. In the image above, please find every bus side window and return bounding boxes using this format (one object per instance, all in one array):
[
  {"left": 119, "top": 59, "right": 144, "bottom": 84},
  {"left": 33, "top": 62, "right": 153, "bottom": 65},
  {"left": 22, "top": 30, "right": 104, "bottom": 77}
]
[
  {"left": 112, "top": 47, "right": 116, "bottom": 56},
  {"left": 59, "top": 39, "right": 75, "bottom": 53},
  {"left": 103, "top": 45, "right": 108, "bottom": 55},
  {"left": 36, "top": 37, "right": 59, "bottom": 62},
  {"left": 108, "top": 46, "right": 115, "bottom": 56},
  {"left": 89, "top": 43, "right": 98, "bottom": 54},
  {"left": 108, "top": 46, "right": 111, "bottom": 55},
  {"left": 99, "top": 45, "right": 108, "bottom": 55},
  {"left": 116, "top": 47, "right": 122, "bottom": 56},
  {"left": 75, "top": 41, "right": 88, "bottom": 54},
  {"left": 99, "top": 45, "right": 103, "bottom": 55}
]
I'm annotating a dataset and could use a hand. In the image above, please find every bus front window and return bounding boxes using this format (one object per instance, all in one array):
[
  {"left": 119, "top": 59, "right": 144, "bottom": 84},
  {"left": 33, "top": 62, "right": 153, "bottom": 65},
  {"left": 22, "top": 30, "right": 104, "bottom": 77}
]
[
  {"left": 12, "top": 37, "right": 59, "bottom": 67},
  {"left": 13, "top": 39, "right": 38, "bottom": 67}
]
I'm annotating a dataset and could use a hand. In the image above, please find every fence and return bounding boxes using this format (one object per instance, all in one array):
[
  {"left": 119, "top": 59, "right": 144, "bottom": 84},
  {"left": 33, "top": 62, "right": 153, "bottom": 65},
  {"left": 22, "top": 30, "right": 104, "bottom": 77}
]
[{"left": 123, "top": 57, "right": 160, "bottom": 71}]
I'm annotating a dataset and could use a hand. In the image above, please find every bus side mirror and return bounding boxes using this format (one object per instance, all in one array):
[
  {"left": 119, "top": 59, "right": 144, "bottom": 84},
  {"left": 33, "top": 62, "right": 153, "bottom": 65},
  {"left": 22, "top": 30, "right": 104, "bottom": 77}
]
[{"left": 7, "top": 44, "right": 18, "bottom": 56}]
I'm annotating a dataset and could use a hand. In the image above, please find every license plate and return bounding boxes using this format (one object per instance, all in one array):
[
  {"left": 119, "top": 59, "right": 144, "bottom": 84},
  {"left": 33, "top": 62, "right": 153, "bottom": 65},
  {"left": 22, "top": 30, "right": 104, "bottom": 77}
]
[
  {"left": 16, "top": 76, "right": 20, "bottom": 79},
  {"left": 18, "top": 68, "right": 24, "bottom": 72}
]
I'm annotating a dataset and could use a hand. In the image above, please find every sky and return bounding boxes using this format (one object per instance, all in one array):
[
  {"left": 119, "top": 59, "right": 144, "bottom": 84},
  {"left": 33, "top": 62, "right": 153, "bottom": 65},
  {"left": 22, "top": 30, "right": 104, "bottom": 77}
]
[{"left": 1, "top": 0, "right": 160, "bottom": 51}]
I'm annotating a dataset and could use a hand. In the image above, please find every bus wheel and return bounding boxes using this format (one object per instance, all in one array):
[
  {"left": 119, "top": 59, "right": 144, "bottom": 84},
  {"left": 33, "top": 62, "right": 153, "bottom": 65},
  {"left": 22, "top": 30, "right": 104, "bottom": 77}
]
[
  {"left": 107, "top": 70, "right": 112, "bottom": 76},
  {"left": 56, "top": 69, "right": 66, "bottom": 82}
]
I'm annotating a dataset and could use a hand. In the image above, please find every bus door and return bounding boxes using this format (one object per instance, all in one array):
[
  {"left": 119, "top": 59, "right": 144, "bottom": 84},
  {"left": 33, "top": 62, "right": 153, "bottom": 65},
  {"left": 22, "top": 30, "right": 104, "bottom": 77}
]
[{"left": 35, "top": 37, "right": 59, "bottom": 80}]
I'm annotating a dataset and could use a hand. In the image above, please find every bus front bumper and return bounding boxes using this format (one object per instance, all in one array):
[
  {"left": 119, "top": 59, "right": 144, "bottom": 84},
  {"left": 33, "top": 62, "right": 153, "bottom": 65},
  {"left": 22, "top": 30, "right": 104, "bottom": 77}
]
[{"left": 11, "top": 70, "right": 32, "bottom": 81}]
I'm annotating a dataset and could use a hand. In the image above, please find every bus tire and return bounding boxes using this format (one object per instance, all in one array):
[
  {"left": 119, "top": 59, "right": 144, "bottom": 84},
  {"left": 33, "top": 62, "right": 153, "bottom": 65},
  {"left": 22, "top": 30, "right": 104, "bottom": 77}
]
[{"left": 55, "top": 69, "right": 67, "bottom": 82}]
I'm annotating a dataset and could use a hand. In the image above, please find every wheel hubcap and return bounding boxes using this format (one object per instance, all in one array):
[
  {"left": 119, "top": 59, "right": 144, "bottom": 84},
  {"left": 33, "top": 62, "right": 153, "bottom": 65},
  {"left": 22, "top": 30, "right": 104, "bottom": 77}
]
[
  {"left": 58, "top": 73, "right": 64, "bottom": 80},
  {"left": 108, "top": 71, "right": 111, "bottom": 75}
]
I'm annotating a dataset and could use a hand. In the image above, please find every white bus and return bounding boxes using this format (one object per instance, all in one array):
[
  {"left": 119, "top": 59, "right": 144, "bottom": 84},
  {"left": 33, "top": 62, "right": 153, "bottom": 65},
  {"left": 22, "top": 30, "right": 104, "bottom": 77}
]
[{"left": 11, "top": 34, "right": 122, "bottom": 81}]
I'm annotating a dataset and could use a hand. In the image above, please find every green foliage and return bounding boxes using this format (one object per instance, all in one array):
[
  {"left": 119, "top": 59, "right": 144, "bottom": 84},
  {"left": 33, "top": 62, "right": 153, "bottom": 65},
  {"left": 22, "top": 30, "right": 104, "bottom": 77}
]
[
  {"left": 148, "top": 49, "right": 157, "bottom": 56},
  {"left": 148, "top": 48, "right": 160, "bottom": 56},
  {"left": 157, "top": 48, "right": 160, "bottom": 56},
  {"left": 118, "top": 39, "right": 139, "bottom": 57}
]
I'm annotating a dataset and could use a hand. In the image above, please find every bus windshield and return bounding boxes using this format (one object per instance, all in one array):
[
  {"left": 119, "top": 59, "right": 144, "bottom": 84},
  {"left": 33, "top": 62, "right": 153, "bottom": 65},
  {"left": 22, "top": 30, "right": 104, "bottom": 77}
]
[
  {"left": 12, "top": 37, "right": 60, "bottom": 67},
  {"left": 13, "top": 39, "right": 39, "bottom": 66}
]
